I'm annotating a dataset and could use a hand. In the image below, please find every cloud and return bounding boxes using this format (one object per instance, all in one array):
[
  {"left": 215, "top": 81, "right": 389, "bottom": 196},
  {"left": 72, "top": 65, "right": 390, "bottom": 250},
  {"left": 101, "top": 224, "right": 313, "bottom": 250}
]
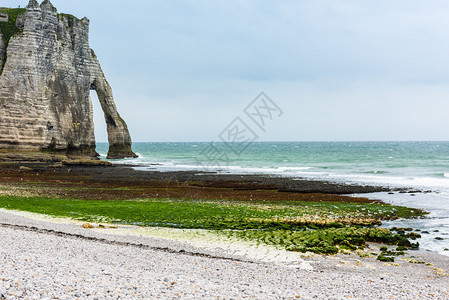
[{"left": 4, "top": 0, "right": 449, "bottom": 141}]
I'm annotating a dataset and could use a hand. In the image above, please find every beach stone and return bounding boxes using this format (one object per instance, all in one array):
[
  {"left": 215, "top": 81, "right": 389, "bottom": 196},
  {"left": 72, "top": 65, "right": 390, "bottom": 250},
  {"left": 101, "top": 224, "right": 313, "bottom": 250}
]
[
  {"left": 82, "top": 223, "right": 94, "bottom": 229},
  {"left": 49, "top": 162, "right": 64, "bottom": 168},
  {"left": 19, "top": 166, "right": 32, "bottom": 171}
]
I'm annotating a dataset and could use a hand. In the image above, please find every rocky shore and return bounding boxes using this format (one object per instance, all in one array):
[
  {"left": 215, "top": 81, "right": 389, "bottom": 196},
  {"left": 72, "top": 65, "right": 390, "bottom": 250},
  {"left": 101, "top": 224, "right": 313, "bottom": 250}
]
[
  {"left": 0, "top": 162, "right": 400, "bottom": 203},
  {"left": 1, "top": 162, "right": 448, "bottom": 299}
]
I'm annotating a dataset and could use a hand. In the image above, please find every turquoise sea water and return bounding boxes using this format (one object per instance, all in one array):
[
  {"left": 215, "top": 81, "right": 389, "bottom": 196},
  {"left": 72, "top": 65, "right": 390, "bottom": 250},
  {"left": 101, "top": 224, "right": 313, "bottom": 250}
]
[
  {"left": 97, "top": 141, "right": 449, "bottom": 190},
  {"left": 97, "top": 141, "right": 449, "bottom": 255}
]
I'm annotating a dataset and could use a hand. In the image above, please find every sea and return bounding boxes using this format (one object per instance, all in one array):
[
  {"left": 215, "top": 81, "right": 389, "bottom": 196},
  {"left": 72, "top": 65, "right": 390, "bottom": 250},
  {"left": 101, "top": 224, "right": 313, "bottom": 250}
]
[{"left": 96, "top": 141, "right": 449, "bottom": 256}]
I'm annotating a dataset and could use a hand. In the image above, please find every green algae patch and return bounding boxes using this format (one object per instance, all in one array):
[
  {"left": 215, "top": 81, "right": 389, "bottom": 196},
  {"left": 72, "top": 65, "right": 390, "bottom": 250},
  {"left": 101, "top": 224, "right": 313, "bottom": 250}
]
[
  {"left": 58, "top": 13, "right": 81, "bottom": 22},
  {"left": 222, "top": 227, "right": 417, "bottom": 255},
  {"left": 377, "top": 255, "right": 395, "bottom": 262},
  {"left": 0, "top": 195, "right": 426, "bottom": 254}
]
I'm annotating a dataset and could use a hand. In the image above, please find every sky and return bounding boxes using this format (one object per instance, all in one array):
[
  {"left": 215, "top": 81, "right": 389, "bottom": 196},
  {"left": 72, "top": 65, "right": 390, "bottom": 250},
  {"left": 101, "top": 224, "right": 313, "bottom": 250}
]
[{"left": 4, "top": 0, "right": 449, "bottom": 142}]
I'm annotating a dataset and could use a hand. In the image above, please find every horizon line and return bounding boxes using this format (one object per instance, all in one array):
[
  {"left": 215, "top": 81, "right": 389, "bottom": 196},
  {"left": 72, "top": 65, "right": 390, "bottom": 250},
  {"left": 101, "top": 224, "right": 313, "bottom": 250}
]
[{"left": 95, "top": 140, "right": 449, "bottom": 144}]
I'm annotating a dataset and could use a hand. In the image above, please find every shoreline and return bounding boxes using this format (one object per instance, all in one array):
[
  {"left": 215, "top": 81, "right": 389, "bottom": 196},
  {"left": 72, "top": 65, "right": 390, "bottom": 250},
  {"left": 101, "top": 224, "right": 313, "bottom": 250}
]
[
  {"left": 1, "top": 162, "right": 448, "bottom": 297},
  {"left": 0, "top": 162, "right": 446, "bottom": 252},
  {"left": 1, "top": 208, "right": 448, "bottom": 298}
]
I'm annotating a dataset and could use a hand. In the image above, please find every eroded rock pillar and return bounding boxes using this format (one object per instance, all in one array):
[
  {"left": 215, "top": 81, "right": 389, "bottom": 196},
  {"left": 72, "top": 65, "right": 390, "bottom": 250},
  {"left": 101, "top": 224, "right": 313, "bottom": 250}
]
[{"left": 90, "top": 52, "right": 137, "bottom": 159}]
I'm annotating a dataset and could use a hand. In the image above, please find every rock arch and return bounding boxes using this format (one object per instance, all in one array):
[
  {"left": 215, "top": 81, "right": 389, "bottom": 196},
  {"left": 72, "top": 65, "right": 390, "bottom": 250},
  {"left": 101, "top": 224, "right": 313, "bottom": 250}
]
[{"left": 0, "top": 0, "right": 137, "bottom": 159}]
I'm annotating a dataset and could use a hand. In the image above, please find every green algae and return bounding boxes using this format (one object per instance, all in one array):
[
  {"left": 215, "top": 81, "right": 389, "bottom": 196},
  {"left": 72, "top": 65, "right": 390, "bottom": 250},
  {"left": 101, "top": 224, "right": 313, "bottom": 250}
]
[{"left": 0, "top": 195, "right": 426, "bottom": 254}]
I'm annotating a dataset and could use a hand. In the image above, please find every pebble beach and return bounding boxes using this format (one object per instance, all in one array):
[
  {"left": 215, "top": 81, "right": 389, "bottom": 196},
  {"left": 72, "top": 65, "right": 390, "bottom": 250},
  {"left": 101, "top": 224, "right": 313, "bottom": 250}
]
[{"left": 1, "top": 209, "right": 449, "bottom": 299}]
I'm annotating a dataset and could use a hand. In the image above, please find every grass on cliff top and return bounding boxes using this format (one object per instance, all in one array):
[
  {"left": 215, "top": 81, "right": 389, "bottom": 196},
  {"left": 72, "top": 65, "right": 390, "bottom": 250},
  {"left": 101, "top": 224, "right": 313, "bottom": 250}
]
[
  {"left": 0, "top": 8, "right": 26, "bottom": 47},
  {"left": 58, "top": 13, "right": 81, "bottom": 22},
  {"left": 0, "top": 8, "right": 82, "bottom": 47},
  {"left": 0, "top": 195, "right": 426, "bottom": 254}
]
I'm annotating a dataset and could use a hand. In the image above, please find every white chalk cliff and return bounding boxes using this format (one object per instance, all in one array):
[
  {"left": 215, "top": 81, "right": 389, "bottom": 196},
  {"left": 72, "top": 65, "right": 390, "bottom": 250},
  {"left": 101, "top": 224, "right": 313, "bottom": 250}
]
[{"left": 0, "top": 0, "right": 137, "bottom": 159}]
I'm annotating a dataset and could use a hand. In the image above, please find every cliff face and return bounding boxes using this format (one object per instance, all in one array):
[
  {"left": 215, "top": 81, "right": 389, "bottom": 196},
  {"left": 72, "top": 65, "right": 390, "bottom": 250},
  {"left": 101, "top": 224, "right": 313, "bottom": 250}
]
[
  {"left": 0, "top": 31, "right": 5, "bottom": 69},
  {"left": 0, "top": 0, "right": 137, "bottom": 159}
]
